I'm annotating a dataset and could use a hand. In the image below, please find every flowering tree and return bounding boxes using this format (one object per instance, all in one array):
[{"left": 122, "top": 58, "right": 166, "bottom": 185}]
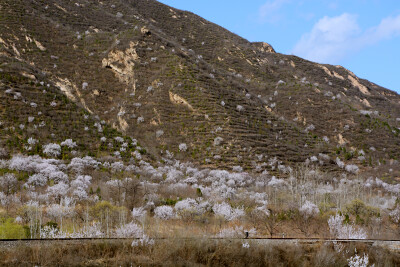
[
  {"left": 115, "top": 222, "right": 143, "bottom": 238},
  {"left": 296, "top": 200, "right": 319, "bottom": 237},
  {"left": 175, "top": 198, "right": 207, "bottom": 221},
  {"left": 179, "top": 143, "right": 187, "bottom": 152},
  {"left": 212, "top": 202, "right": 244, "bottom": 221},
  {"left": 46, "top": 197, "right": 75, "bottom": 232},
  {"left": 43, "top": 143, "right": 61, "bottom": 157},
  {"left": 154, "top": 206, "right": 175, "bottom": 220},
  {"left": 328, "top": 214, "right": 367, "bottom": 239},
  {"left": 27, "top": 173, "right": 47, "bottom": 187},
  {"left": 131, "top": 206, "right": 147, "bottom": 229},
  {"left": 0, "top": 173, "right": 17, "bottom": 196},
  {"left": 61, "top": 139, "right": 77, "bottom": 149},
  {"left": 71, "top": 175, "right": 92, "bottom": 200},
  {"left": 47, "top": 182, "right": 69, "bottom": 203}
]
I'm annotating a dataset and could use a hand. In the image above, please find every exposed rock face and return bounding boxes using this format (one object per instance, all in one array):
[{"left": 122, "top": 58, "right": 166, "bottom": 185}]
[
  {"left": 252, "top": 42, "right": 276, "bottom": 53},
  {"left": 1, "top": 0, "right": 400, "bottom": 174}
]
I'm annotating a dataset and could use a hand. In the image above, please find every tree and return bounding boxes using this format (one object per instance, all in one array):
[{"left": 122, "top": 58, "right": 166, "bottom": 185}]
[
  {"left": 264, "top": 208, "right": 282, "bottom": 238},
  {"left": 122, "top": 177, "right": 141, "bottom": 209},
  {"left": 46, "top": 197, "right": 75, "bottom": 232},
  {"left": 0, "top": 173, "right": 17, "bottom": 196},
  {"left": 296, "top": 201, "right": 319, "bottom": 237},
  {"left": 250, "top": 205, "right": 281, "bottom": 238}
]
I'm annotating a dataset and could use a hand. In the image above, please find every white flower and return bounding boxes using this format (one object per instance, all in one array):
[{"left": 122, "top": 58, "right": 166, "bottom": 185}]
[
  {"left": 328, "top": 214, "right": 367, "bottom": 239},
  {"left": 43, "top": 143, "right": 61, "bottom": 157},
  {"left": 131, "top": 235, "right": 154, "bottom": 247},
  {"left": 132, "top": 207, "right": 147, "bottom": 220},
  {"left": 335, "top": 157, "right": 345, "bottom": 169},
  {"left": 111, "top": 161, "right": 124, "bottom": 172},
  {"left": 27, "top": 137, "right": 38, "bottom": 145},
  {"left": 154, "top": 206, "right": 175, "bottom": 220},
  {"left": 114, "top": 136, "right": 124, "bottom": 143},
  {"left": 348, "top": 250, "right": 370, "bottom": 267},
  {"left": 61, "top": 139, "right": 77, "bottom": 149},
  {"left": 212, "top": 202, "right": 244, "bottom": 221},
  {"left": 27, "top": 173, "right": 47, "bottom": 187},
  {"left": 268, "top": 176, "right": 286, "bottom": 187},
  {"left": 299, "top": 201, "right": 319, "bottom": 219},
  {"left": 115, "top": 222, "right": 143, "bottom": 238},
  {"left": 345, "top": 164, "right": 359, "bottom": 174},
  {"left": 47, "top": 182, "right": 69, "bottom": 199},
  {"left": 175, "top": 198, "right": 207, "bottom": 218}
]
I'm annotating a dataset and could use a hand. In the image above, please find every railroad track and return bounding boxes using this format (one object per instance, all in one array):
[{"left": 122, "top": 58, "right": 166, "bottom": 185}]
[{"left": 1, "top": 238, "right": 400, "bottom": 251}]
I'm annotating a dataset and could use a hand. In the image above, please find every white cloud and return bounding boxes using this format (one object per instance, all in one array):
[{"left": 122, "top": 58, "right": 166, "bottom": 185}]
[
  {"left": 259, "top": 0, "right": 290, "bottom": 23},
  {"left": 292, "top": 13, "right": 360, "bottom": 62},
  {"left": 365, "top": 15, "right": 400, "bottom": 43},
  {"left": 292, "top": 13, "right": 400, "bottom": 63}
]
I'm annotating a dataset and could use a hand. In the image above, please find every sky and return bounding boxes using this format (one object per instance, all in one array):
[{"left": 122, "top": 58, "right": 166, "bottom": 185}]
[{"left": 158, "top": 0, "right": 400, "bottom": 93}]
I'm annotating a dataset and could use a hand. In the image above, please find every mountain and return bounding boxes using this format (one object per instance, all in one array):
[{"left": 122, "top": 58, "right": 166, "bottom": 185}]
[{"left": 1, "top": 0, "right": 400, "bottom": 178}]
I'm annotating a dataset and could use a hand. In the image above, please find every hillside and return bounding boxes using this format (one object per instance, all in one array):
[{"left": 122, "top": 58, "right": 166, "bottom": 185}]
[{"left": 1, "top": 0, "right": 400, "bottom": 177}]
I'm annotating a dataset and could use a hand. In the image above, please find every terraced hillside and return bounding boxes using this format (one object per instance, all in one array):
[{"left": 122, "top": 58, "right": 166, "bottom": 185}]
[
  {"left": 1, "top": 0, "right": 400, "bottom": 176},
  {"left": 0, "top": 62, "right": 148, "bottom": 162}
]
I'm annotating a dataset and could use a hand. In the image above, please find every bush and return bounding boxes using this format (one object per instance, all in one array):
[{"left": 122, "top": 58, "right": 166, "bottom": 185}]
[{"left": 0, "top": 218, "right": 26, "bottom": 239}]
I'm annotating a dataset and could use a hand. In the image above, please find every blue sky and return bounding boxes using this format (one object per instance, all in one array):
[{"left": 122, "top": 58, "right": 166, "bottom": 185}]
[{"left": 158, "top": 0, "right": 400, "bottom": 93}]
